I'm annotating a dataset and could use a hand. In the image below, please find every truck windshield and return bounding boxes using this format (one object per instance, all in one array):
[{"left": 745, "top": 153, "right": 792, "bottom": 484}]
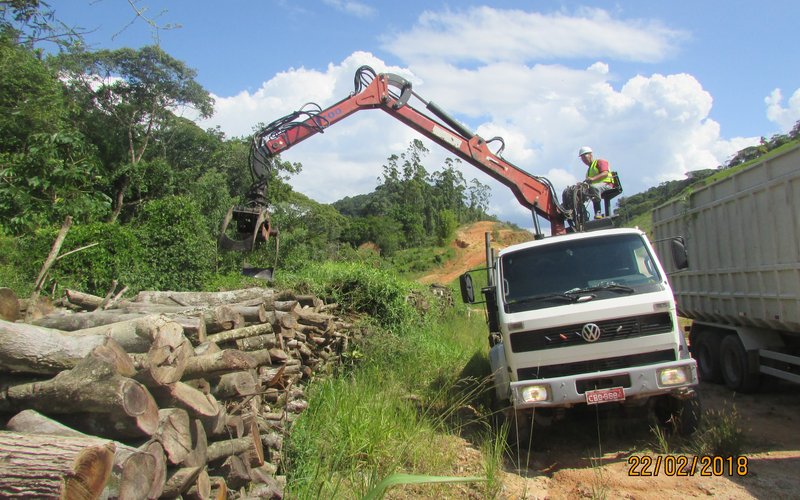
[{"left": 501, "top": 234, "right": 663, "bottom": 312}]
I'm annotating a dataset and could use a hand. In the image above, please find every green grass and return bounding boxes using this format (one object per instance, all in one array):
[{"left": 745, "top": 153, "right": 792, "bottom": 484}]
[{"left": 280, "top": 262, "right": 499, "bottom": 498}]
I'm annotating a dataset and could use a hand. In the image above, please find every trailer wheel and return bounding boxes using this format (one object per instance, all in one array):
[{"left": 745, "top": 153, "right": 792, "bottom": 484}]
[
  {"left": 692, "top": 333, "right": 723, "bottom": 383},
  {"left": 720, "top": 335, "right": 760, "bottom": 393}
]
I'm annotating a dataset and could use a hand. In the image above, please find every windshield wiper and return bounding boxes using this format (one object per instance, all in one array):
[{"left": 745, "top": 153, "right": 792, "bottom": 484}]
[
  {"left": 565, "top": 283, "right": 635, "bottom": 295},
  {"left": 509, "top": 293, "right": 581, "bottom": 305}
]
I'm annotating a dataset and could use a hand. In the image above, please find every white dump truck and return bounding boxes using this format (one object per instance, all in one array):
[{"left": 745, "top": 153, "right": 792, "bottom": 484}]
[
  {"left": 459, "top": 227, "right": 701, "bottom": 439},
  {"left": 652, "top": 143, "right": 800, "bottom": 392}
]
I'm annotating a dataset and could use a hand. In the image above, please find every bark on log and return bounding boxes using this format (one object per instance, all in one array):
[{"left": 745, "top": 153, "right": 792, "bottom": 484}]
[
  {"left": 133, "top": 288, "right": 275, "bottom": 307},
  {"left": 31, "top": 310, "right": 147, "bottom": 331},
  {"left": 0, "top": 354, "right": 159, "bottom": 439},
  {"left": 215, "top": 454, "right": 250, "bottom": 490},
  {"left": 161, "top": 466, "right": 203, "bottom": 499},
  {"left": 0, "top": 431, "right": 114, "bottom": 499},
  {"left": 235, "top": 333, "right": 278, "bottom": 352},
  {"left": 229, "top": 304, "right": 267, "bottom": 324},
  {"left": 205, "top": 323, "right": 274, "bottom": 346},
  {"left": 0, "top": 319, "right": 132, "bottom": 375},
  {"left": 212, "top": 371, "right": 257, "bottom": 400},
  {"left": 203, "top": 305, "right": 245, "bottom": 334},
  {"left": 207, "top": 431, "right": 264, "bottom": 468},
  {"left": 183, "top": 349, "right": 257, "bottom": 379},
  {"left": 65, "top": 289, "right": 104, "bottom": 310},
  {"left": 66, "top": 314, "right": 184, "bottom": 353}
]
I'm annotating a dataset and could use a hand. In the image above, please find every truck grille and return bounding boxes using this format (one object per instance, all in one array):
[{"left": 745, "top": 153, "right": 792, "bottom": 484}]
[
  {"left": 509, "top": 312, "right": 673, "bottom": 352},
  {"left": 517, "top": 349, "right": 676, "bottom": 380}
]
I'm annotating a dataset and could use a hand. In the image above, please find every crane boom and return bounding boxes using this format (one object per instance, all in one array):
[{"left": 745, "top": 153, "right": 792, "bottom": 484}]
[{"left": 219, "top": 65, "right": 568, "bottom": 252}]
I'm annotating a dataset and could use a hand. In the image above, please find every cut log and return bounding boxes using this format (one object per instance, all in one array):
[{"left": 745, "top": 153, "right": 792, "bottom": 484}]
[
  {"left": 207, "top": 426, "right": 264, "bottom": 467},
  {"left": 205, "top": 322, "right": 274, "bottom": 346},
  {"left": 140, "top": 440, "right": 168, "bottom": 499},
  {"left": 149, "top": 381, "right": 220, "bottom": 418},
  {"left": 0, "top": 319, "right": 131, "bottom": 375},
  {"left": 184, "top": 468, "right": 211, "bottom": 500},
  {"left": 195, "top": 340, "right": 222, "bottom": 356},
  {"left": 5, "top": 409, "right": 161, "bottom": 500},
  {"left": 0, "top": 354, "right": 159, "bottom": 439},
  {"left": 182, "top": 419, "right": 209, "bottom": 468},
  {"left": 214, "top": 454, "right": 251, "bottom": 490},
  {"left": 31, "top": 310, "right": 147, "bottom": 331},
  {"left": 0, "top": 431, "right": 114, "bottom": 499},
  {"left": 134, "top": 328, "right": 192, "bottom": 386},
  {"left": 65, "top": 288, "right": 104, "bottom": 310},
  {"left": 229, "top": 303, "right": 267, "bottom": 324},
  {"left": 65, "top": 314, "right": 184, "bottom": 353},
  {"left": 155, "top": 408, "right": 192, "bottom": 465},
  {"left": 296, "top": 310, "right": 335, "bottom": 332},
  {"left": 235, "top": 333, "right": 279, "bottom": 351},
  {"left": 133, "top": 288, "right": 275, "bottom": 307},
  {"left": 183, "top": 349, "right": 257, "bottom": 379},
  {"left": 208, "top": 476, "right": 229, "bottom": 500},
  {"left": 161, "top": 466, "right": 204, "bottom": 499},
  {"left": 212, "top": 371, "right": 257, "bottom": 400},
  {"left": 203, "top": 305, "right": 245, "bottom": 334},
  {"left": 265, "top": 311, "right": 298, "bottom": 330},
  {"left": 172, "top": 315, "right": 207, "bottom": 345}
]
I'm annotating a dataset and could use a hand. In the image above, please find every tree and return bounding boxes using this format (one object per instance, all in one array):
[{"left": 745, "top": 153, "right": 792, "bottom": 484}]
[
  {"left": 0, "top": 36, "right": 107, "bottom": 233},
  {"left": 54, "top": 45, "right": 214, "bottom": 222},
  {"left": 0, "top": 0, "right": 82, "bottom": 49}
]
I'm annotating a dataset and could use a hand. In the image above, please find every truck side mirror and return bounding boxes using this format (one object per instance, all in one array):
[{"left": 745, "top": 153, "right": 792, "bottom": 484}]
[
  {"left": 458, "top": 273, "right": 475, "bottom": 304},
  {"left": 671, "top": 237, "right": 689, "bottom": 270},
  {"left": 459, "top": 273, "right": 475, "bottom": 303}
]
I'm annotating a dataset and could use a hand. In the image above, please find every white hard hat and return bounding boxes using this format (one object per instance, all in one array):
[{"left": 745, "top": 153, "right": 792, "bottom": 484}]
[{"left": 578, "top": 146, "right": 592, "bottom": 157}]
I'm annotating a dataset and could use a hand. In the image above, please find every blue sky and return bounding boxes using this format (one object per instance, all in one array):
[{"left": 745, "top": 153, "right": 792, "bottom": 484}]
[{"left": 50, "top": 0, "right": 800, "bottom": 229}]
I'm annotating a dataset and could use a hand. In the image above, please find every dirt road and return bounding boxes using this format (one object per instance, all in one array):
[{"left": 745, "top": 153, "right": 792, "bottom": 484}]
[{"left": 489, "top": 380, "right": 800, "bottom": 499}]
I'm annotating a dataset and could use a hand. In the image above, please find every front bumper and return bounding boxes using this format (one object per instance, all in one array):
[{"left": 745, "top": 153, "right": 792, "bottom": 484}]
[{"left": 509, "top": 358, "right": 698, "bottom": 409}]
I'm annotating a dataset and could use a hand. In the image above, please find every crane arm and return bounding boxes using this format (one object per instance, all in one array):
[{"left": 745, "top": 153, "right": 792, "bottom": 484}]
[{"left": 220, "top": 66, "right": 568, "bottom": 252}]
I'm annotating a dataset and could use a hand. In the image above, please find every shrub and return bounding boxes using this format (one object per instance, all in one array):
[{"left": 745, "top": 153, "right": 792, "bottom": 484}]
[
  {"left": 133, "top": 196, "right": 216, "bottom": 291},
  {"left": 20, "top": 222, "right": 145, "bottom": 296}
]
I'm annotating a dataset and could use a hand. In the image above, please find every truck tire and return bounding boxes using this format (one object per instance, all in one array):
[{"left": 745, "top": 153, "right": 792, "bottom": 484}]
[
  {"left": 692, "top": 332, "right": 723, "bottom": 383},
  {"left": 719, "top": 334, "right": 760, "bottom": 393},
  {"left": 653, "top": 393, "right": 702, "bottom": 436}
]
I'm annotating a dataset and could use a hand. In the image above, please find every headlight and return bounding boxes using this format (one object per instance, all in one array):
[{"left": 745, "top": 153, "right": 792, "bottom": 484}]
[
  {"left": 658, "top": 367, "right": 688, "bottom": 386},
  {"left": 520, "top": 384, "right": 550, "bottom": 403}
]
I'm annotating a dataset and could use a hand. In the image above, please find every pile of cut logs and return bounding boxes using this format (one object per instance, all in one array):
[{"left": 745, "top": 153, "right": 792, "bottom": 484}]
[{"left": 0, "top": 287, "right": 356, "bottom": 499}]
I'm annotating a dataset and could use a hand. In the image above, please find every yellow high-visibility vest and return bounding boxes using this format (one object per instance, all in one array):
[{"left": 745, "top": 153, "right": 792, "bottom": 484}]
[{"left": 588, "top": 160, "right": 614, "bottom": 185}]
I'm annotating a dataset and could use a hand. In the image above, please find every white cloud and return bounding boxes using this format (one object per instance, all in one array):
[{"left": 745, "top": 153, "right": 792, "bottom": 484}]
[
  {"left": 765, "top": 88, "right": 800, "bottom": 133},
  {"left": 197, "top": 8, "right": 759, "bottom": 230},
  {"left": 382, "top": 7, "right": 685, "bottom": 65}
]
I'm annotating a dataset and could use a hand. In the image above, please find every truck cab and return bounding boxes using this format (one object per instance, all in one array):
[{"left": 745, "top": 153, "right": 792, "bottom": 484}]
[{"left": 462, "top": 227, "right": 700, "bottom": 439}]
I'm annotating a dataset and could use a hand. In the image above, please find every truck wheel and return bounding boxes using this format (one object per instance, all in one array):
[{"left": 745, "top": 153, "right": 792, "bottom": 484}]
[
  {"left": 692, "top": 333, "right": 723, "bottom": 383},
  {"left": 653, "top": 393, "right": 702, "bottom": 436},
  {"left": 719, "top": 335, "right": 760, "bottom": 393}
]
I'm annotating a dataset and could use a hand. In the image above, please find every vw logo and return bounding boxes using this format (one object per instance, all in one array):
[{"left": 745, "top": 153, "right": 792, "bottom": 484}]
[{"left": 581, "top": 323, "right": 602, "bottom": 342}]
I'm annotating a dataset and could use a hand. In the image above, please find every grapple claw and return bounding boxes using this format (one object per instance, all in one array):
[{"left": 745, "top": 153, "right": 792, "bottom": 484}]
[{"left": 218, "top": 205, "right": 271, "bottom": 252}]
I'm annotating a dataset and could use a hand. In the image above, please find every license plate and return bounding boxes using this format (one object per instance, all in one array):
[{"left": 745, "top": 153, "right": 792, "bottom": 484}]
[{"left": 585, "top": 386, "right": 625, "bottom": 405}]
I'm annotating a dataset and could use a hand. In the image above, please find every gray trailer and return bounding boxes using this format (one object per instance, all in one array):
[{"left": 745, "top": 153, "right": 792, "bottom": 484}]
[{"left": 652, "top": 143, "right": 800, "bottom": 391}]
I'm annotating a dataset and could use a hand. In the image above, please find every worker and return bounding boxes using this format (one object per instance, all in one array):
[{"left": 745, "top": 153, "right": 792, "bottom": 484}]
[{"left": 578, "top": 146, "right": 616, "bottom": 218}]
